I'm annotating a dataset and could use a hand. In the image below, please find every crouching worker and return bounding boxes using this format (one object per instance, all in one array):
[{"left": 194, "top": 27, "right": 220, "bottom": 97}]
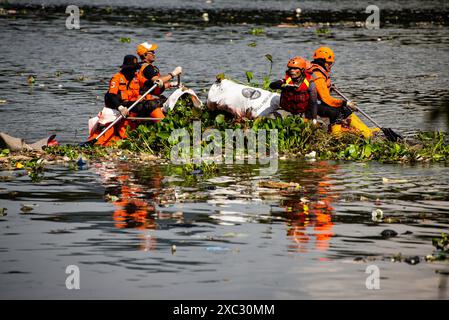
[
  {"left": 309, "top": 46, "right": 379, "bottom": 138},
  {"left": 270, "top": 56, "right": 318, "bottom": 124},
  {"left": 88, "top": 55, "right": 141, "bottom": 146},
  {"left": 136, "top": 41, "right": 183, "bottom": 119}
]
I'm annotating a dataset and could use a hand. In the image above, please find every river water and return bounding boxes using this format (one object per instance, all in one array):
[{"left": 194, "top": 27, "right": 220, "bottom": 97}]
[{"left": 0, "top": 0, "right": 449, "bottom": 299}]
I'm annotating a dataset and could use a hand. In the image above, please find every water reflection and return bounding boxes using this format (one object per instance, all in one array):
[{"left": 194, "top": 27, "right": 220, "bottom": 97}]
[
  {"left": 88, "top": 158, "right": 449, "bottom": 259},
  {"left": 278, "top": 161, "right": 338, "bottom": 254},
  {"left": 1, "top": 158, "right": 449, "bottom": 298},
  {"left": 91, "top": 158, "right": 345, "bottom": 259}
]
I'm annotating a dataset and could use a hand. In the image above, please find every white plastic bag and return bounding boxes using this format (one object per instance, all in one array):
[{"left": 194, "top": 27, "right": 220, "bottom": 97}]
[
  {"left": 162, "top": 87, "right": 203, "bottom": 113},
  {"left": 206, "top": 79, "right": 280, "bottom": 118},
  {"left": 88, "top": 107, "right": 120, "bottom": 135}
]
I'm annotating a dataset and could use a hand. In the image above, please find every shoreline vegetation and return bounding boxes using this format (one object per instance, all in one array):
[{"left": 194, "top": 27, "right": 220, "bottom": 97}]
[
  {"left": 1, "top": 3, "right": 448, "bottom": 26},
  {"left": 1, "top": 97, "right": 448, "bottom": 181}
]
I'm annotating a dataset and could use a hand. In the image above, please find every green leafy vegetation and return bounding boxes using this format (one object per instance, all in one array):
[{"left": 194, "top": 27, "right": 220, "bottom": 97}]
[
  {"left": 0, "top": 80, "right": 448, "bottom": 183},
  {"left": 427, "top": 233, "right": 449, "bottom": 261},
  {"left": 433, "top": 233, "right": 449, "bottom": 251},
  {"left": 119, "top": 96, "right": 449, "bottom": 164},
  {"left": 249, "top": 28, "right": 265, "bottom": 36},
  {"left": 243, "top": 54, "right": 274, "bottom": 90},
  {"left": 315, "top": 27, "right": 331, "bottom": 36},
  {"left": 0, "top": 149, "right": 10, "bottom": 157}
]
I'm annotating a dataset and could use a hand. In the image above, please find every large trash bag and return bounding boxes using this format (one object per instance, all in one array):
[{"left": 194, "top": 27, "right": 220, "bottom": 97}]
[
  {"left": 206, "top": 79, "right": 280, "bottom": 118},
  {"left": 0, "top": 131, "right": 58, "bottom": 151}
]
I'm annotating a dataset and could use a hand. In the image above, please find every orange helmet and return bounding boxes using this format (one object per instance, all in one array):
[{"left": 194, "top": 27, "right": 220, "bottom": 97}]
[
  {"left": 136, "top": 42, "right": 158, "bottom": 57},
  {"left": 313, "top": 46, "right": 335, "bottom": 63},
  {"left": 287, "top": 56, "right": 307, "bottom": 70}
]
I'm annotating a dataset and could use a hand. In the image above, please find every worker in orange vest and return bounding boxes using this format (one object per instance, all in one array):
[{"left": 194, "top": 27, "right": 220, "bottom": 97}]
[
  {"left": 88, "top": 55, "right": 142, "bottom": 145},
  {"left": 104, "top": 54, "right": 141, "bottom": 118},
  {"left": 135, "top": 41, "right": 183, "bottom": 120},
  {"left": 270, "top": 56, "right": 318, "bottom": 124},
  {"left": 309, "top": 47, "right": 379, "bottom": 137}
]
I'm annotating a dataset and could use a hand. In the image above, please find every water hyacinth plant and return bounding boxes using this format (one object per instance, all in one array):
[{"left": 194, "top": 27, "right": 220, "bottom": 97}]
[
  {"left": 119, "top": 95, "right": 449, "bottom": 164},
  {"left": 1, "top": 72, "right": 448, "bottom": 180}
]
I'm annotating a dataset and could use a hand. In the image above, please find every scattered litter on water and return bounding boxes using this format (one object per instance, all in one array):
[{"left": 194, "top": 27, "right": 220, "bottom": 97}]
[
  {"left": 258, "top": 180, "right": 300, "bottom": 189},
  {"left": 104, "top": 194, "right": 119, "bottom": 202},
  {"left": 383, "top": 217, "right": 401, "bottom": 224},
  {"left": 382, "top": 177, "right": 408, "bottom": 184},
  {"left": 76, "top": 155, "right": 87, "bottom": 168},
  {"left": 171, "top": 244, "right": 177, "bottom": 254},
  {"left": 20, "top": 204, "right": 36, "bottom": 214},
  {"left": 404, "top": 256, "right": 420, "bottom": 265},
  {"left": 390, "top": 252, "right": 403, "bottom": 262},
  {"left": 0, "top": 100, "right": 7, "bottom": 104},
  {"left": 8, "top": 191, "right": 18, "bottom": 198},
  {"left": 0, "top": 208, "right": 7, "bottom": 216},
  {"left": 305, "top": 151, "right": 316, "bottom": 161},
  {"left": 371, "top": 208, "right": 383, "bottom": 221},
  {"left": 27, "top": 75, "right": 35, "bottom": 85},
  {"left": 381, "top": 229, "right": 398, "bottom": 239}
]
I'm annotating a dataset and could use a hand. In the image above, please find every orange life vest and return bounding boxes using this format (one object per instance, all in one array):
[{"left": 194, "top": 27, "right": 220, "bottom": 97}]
[
  {"left": 108, "top": 72, "right": 140, "bottom": 102},
  {"left": 279, "top": 73, "right": 312, "bottom": 114},
  {"left": 136, "top": 62, "right": 163, "bottom": 99},
  {"left": 309, "top": 63, "right": 331, "bottom": 88},
  {"left": 308, "top": 63, "right": 346, "bottom": 108}
]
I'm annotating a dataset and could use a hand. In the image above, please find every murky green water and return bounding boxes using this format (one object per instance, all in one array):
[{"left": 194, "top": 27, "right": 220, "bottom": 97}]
[
  {"left": 1, "top": 159, "right": 448, "bottom": 299},
  {"left": 1, "top": 0, "right": 449, "bottom": 299}
]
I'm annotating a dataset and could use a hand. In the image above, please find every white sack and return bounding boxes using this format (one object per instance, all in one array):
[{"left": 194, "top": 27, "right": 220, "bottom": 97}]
[{"left": 206, "top": 79, "right": 280, "bottom": 118}]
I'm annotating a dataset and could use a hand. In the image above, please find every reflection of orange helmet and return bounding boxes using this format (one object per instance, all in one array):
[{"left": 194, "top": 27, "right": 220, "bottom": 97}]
[
  {"left": 136, "top": 42, "right": 158, "bottom": 57},
  {"left": 313, "top": 46, "right": 335, "bottom": 63},
  {"left": 287, "top": 56, "right": 307, "bottom": 69}
]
